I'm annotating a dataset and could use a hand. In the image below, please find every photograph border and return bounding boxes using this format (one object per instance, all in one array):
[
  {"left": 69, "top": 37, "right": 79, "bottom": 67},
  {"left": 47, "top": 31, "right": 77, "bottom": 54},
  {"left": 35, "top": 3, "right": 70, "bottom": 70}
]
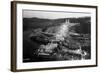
[{"left": 11, "top": 1, "right": 98, "bottom": 72}]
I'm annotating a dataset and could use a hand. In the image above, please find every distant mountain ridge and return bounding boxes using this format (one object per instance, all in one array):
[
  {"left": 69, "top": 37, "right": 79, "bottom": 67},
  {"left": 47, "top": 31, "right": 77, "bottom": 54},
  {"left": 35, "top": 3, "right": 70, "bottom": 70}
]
[
  {"left": 23, "top": 17, "right": 90, "bottom": 34},
  {"left": 23, "top": 17, "right": 66, "bottom": 30}
]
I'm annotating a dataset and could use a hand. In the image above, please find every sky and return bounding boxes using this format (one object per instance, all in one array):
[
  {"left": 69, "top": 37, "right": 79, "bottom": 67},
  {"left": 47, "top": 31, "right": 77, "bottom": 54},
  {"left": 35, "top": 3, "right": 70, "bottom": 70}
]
[{"left": 23, "top": 10, "right": 91, "bottom": 19}]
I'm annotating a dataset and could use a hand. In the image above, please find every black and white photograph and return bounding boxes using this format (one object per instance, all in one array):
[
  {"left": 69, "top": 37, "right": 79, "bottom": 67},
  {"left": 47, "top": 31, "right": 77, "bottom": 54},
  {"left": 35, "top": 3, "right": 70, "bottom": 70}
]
[
  {"left": 23, "top": 10, "right": 91, "bottom": 62},
  {"left": 11, "top": 1, "right": 97, "bottom": 71}
]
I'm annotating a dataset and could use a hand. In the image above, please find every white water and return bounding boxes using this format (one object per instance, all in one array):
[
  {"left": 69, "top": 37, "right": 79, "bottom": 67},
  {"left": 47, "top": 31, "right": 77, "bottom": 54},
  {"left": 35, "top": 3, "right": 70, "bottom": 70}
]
[{"left": 55, "top": 20, "right": 70, "bottom": 41}]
